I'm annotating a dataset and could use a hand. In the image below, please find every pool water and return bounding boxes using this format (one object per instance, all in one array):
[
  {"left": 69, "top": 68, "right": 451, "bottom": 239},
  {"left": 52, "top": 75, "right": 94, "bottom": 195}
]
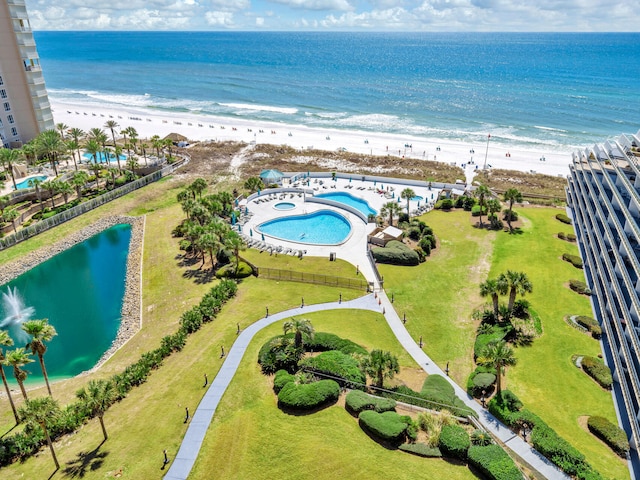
[
  {"left": 274, "top": 202, "right": 296, "bottom": 210},
  {"left": 83, "top": 151, "right": 127, "bottom": 163},
  {"left": 258, "top": 210, "right": 351, "bottom": 245},
  {"left": 316, "top": 192, "right": 377, "bottom": 217},
  {"left": 14, "top": 175, "right": 47, "bottom": 190},
  {"left": 411, "top": 195, "right": 423, "bottom": 201}
]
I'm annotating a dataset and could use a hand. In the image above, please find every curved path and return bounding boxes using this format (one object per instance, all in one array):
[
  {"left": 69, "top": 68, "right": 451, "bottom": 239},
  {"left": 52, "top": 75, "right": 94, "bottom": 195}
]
[{"left": 165, "top": 293, "right": 567, "bottom": 480}]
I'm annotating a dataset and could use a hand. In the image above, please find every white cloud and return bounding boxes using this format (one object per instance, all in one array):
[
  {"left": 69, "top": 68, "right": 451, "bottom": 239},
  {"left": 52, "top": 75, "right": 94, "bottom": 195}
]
[
  {"left": 205, "top": 11, "right": 235, "bottom": 26},
  {"left": 267, "top": 0, "right": 354, "bottom": 12}
]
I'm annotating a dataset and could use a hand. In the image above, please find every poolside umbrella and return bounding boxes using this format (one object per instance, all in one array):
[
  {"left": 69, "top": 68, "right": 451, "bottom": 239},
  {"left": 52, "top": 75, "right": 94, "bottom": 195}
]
[
  {"left": 431, "top": 193, "right": 434, "bottom": 199},
  {"left": 258, "top": 189, "right": 261, "bottom": 195},
  {"left": 235, "top": 198, "right": 239, "bottom": 207},
  {"left": 237, "top": 224, "right": 241, "bottom": 232},
  {"left": 398, "top": 197, "right": 401, "bottom": 203},
  {"left": 349, "top": 177, "right": 352, "bottom": 183},
  {"left": 418, "top": 201, "right": 420, "bottom": 207},
  {"left": 261, "top": 232, "right": 265, "bottom": 241},
  {"left": 250, "top": 229, "right": 253, "bottom": 237},
  {"left": 231, "top": 212, "right": 236, "bottom": 225},
  {"left": 392, "top": 192, "right": 394, "bottom": 198},
  {"left": 260, "top": 169, "right": 284, "bottom": 184},
  {"left": 374, "top": 180, "right": 376, "bottom": 186}
]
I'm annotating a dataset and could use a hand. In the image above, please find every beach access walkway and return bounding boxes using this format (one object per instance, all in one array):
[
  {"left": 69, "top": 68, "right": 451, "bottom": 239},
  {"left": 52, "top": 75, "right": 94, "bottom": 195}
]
[{"left": 164, "top": 293, "right": 568, "bottom": 480}]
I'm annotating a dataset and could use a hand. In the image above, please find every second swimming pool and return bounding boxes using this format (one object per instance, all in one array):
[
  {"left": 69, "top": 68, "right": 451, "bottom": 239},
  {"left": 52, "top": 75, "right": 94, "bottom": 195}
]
[{"left": 258, "top": 210, "right": 351, "bottom": 245}]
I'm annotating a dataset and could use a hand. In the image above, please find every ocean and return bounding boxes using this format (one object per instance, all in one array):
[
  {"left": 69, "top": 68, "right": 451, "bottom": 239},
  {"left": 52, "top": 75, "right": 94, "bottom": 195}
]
[{"left": 34, "top": 31, "right": 640, "bottom": 153}]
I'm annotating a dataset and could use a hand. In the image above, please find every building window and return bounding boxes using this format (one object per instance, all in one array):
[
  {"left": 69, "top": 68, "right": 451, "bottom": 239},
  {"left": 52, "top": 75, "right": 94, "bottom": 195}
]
[
  {"left": 0, "top": 119, "right": 3, "bottom": 127},
  {"left": 0, "top": 76, "right": 3, "bottom": 86},
  {"left": 3, "top": 102, "right": 9, "bottom": 112},
  {"left": 11, "top": 127, "right": 18, "bottom": 137},
  {"left": 7, "top": 115, "right": 14, "bottom": 124},
  {"left": 0, "top": 89, "right": 6, "bottom": 99}
]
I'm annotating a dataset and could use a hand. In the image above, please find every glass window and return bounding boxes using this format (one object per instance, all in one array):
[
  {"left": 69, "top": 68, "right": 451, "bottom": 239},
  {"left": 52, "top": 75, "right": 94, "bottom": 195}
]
[
  {"left": 7, "top": 115, "right": 14, "bottom": 124},
  {"left": 0, "top": 76, "right": 3, "bottom": 85},
  {"left": 0, "top": 89, "right": 6, "bottom": 99},
  {"left": 11, "top": 127, "right": 18, "bottom": 137},
  {"left": 3, "top": 102, "right": 10, "bottom": 112},
  {"left": 0, "top": 118, "right": 3, "bottom": 127}
]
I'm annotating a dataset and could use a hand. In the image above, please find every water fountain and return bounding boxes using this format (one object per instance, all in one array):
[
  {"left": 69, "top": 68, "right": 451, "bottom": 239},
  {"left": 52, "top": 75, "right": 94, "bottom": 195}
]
[{"left": 0, "top": 286, "right": 35, "bottom": 343}]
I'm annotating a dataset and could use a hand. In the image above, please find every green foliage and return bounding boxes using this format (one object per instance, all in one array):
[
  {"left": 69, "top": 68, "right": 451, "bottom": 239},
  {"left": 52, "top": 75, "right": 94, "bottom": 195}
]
[
  {"left": 581, "top": 356, "right": 612, "bottom": 389},
  {"left": 277, "top": 379, "right": 340, "bottom": 410},
  {"left": 358, "top": 410, "right": 409, "bottom": 444},
  {"left": 556, "top": 213, "right": 572, "bottom": 224},
  {"left": 398, "top": 442, "right": 442, "bottom": 457},
  {"left": 273, "top": 370, "right": 296, "bottom": 393},
  {"left": 562, "top": 253, "right": 583, "bottom": 269},
  {"left": 567, "top": 233, "right": 577, "bottom": 242},
  {"left": 345, "top": 390, "right": 396, "bottom": 415},
  {"left": 587, "top": 416, "right": 629, "bottom": 458},
  {"left": 381, "top": 384, "right": 476, "bottom": 418},
  {"left": 471, "top": 205, "right": 487, "bottom": 216},
  {"left": 299, "top": 350, "right": 366, "bottom": 387},
  {"left": 502, "top": 209, "right": 518, "bottom": 221},
  {"left": 408, "top": 226, "right": 421, "bottom": 240},
  {"left": 470, "top": 429, "right": 493, "bottom": 446},
  {"left": 474, "top": 325, "right": 511, "bottom": 359},
  {"left": 487, "top": 390, "right": 523, "bottom": 425},
  {"left": 531, "top": 422, "right": 587, "bottom": 476},
  {"left": 257, "top": 334, "right": 301, "bottom": 374},
  {"left": 438, "top": 424, "right": 470, "bottom": 460},
  {"left": 305, "top": 332, "right": 368, "bottom": 355},
  {"left": 575, "top": 316, "right": 602, "bottom": 339},
  {"left": 371, "top": 240, "right": 420, "bottom": 266},
  {"left": 421, "top": 375, "right": 477, "bottom": 417},
  {"left": 569, "top": 279, "right": 591, "bottom": 295},
  {"left": 472, "top": 373, "right": 496, "bottom": 393},
  {"left": 467, "top": 444, "right": 522, "bottom": 480},
  {"left": 215, "top": 262, "right": 253, "bottom": 278},
  {"left": 558, "top": 231, "right": 566, "bottom": 240}
]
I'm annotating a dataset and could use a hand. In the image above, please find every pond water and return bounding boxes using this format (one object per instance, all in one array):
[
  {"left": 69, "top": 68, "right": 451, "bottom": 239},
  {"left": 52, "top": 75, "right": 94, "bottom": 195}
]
[{"left": 0, "top": 224, "right": 131, "bottom": 385}]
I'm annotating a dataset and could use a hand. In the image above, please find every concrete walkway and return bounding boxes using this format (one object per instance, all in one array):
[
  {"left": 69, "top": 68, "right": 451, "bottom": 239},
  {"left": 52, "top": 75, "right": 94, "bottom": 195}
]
[{"left": 165, "top": 292, "right": 567, "bottom": 480}]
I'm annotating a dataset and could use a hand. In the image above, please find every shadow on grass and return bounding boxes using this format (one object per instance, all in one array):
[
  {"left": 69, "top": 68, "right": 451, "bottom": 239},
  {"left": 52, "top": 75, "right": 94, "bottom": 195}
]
[
  {"left": 182, "top": 267, "right": 216, "bottom": 284},
  {"left": 357, "top": 423, "right": 403, "bottom": 451},
  {"left": 277, "top": 399, "right": 339, "bottom": 417},
  {"left": 62, "top": 443, "right": 109, "bottom": 478}
]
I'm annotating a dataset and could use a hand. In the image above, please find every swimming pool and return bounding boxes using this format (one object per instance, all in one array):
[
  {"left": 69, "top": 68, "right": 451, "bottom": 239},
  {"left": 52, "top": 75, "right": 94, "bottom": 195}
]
[
  {"left": 316, "top": 192, "right": 377, "bottom": 217},
  {"left": 83, "top": 152, "right": 126, "bottom": 163},
  {"left": 274, "top": 202, "right": 296, "bottom": 210},
  {"left": 14, "top": 175, "right": 47, "bottom": 190},
  {"left": 258, "top": 210, "right": 351, "bottom": 245},
  {"left": 411, "top": 195, "right": 423, "bottom": 201}
]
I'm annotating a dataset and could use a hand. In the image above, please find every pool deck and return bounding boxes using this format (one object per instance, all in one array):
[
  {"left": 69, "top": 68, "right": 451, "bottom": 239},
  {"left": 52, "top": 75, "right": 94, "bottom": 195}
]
[{"left": 238, "top": 176, "right": 440, "bottom": 289}]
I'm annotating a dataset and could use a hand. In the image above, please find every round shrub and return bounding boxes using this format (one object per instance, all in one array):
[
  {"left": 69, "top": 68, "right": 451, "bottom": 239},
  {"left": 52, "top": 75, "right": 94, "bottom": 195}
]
[
  {"left": 569, "top": 279, "right": 591, "bottom": 295},
  {"left": 558, "top": 232, "right": 566, "bottom": 240},
  {"left": 438, "top": 424, "right": 470, "bottom": 460},
  {"left": 562, "top": 253, "right": 583, "bottom": 269},
  {"left": 305, "top": 332, "right": 368, "bottom": 355},
  {"left": 277, "top": 379, "right": 340, "bottom": 410},
  {"left": 408, "top": 227, "right": 421, "bottom": 241},
  {"left": 273, "top": 370, "right": 295, "bottom": 393},
  {"left": 556, "top": 213, "right": 572, "bottom": 224},
  {"left": 358, "top": 410, "right": 409, "bottom": 444},
  {"left": 473, "top": 372, "right": 496, "bottom": 392},
  {"left": 468, "top": 444, "right": 522, "bottom": 480},
  {"left": 215, "top": 262, "right": 253, "bottom": 278},
  {"left": 371, "top": 240, "right": 420, "bottom": 266},
  {"left": 471, "top": 429, "right": 493, "bottom": 446},
  {"left": 587, "top": 416, "right": 629, "bottom": 457},
  {"left": 567, "top": 233, "right": 577, "bottom": 242},
  {"left": 581, "top": 356, "right": 612, "bottom": 389},
  {"left": 575, "top": 316, "right": 601, "bottom": 339},
  {"left": 345, "top": 390, "right": 396, "bottom": 415},
  {"left": 299, "top": 350, "right": 366, "bottom": 386}
]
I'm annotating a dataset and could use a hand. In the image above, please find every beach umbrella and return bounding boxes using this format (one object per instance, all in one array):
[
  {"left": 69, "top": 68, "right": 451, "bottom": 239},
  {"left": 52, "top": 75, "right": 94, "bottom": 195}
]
[
  {"left": 381, "top": 184, "right": 384, "bottom": 189},
  {"left": 397, "top": 197, "right": 401, "bottom": 203},
  {"left": 258, "top": 189, "right": 261, "bottom": 195},
  {"left": 250, "top": 229, "right": 253, "bottom": 237},
  {"left": 349, "top": 177, "right": 352, "bottom": 183},
  {"left": 392, "top": 192, "right": 395, "bottom": 198},
  {"left": 231, "top": 212, "right": 236, "bottom": 225},
  {"left": 261, "top": 233, "right": 265, "bottom": 241},
  {"left": 418, "top": 201, "right": 420, "bottom": 207},
  {"left": 237, "top": 224, "right": 241, "bottom": 232},
  {"left": 431, "top": 193, "right": 434, "bottom": 199}
]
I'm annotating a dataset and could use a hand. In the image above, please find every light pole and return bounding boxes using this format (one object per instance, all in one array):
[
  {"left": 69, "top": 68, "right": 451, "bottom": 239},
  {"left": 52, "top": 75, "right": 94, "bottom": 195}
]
[{"left": 483, "top": 133, "right": 491, "bottom": 170}]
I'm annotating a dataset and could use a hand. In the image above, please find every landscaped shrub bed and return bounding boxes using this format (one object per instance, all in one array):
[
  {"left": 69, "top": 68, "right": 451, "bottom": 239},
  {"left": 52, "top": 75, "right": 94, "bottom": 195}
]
[
  {"left": 273, "top": 370, "right": 295, "bottom": 393},
  {"left": 381, "top": 384, "right": 476, "bottom": 418},
  {"left": 358, "top": 410, "right": 411, "bottom": 444},
  {"left": 438, "top": 424, "right": 470, "bottom": 460},
  {"left": 567, "top": 233, "right": 576, "bottom": 242},
  {"left": 569, "top": 279, "right": 591, "bottom": 295},
  {"left": 558, "top": 231, "right": 566, "bottom": 240},
  {"left": 398, "top": 442, "right": 442, "bottom": 457},
  {"left": 257, "top": 333, "right": 298, "bottom": 374},
  {"left": 556, "top": 213, "right": 572, "bottom": 224},
  {"left": 306, "top": 332, "right": 367, "bottom": 355},
  {"left": 466, "top": 370, "right": 496, "bottom": 398},
  {"left": 581, "top": 356, "right": 613, "bottom": 389},
  {"left": 371, "top": 240, "right": 420, "bottom": 266},
  {"left": 277, "top": 379, "right": 340, "bottom": 410},
  {"left": 299, "top": 350, "right": 366, "bottom": 387},
  {"left": 471, "top": 205, "right": 487, "bottom": 217},
  {"left": 0, "top": 279, "right": 238, "bottom": 467},
  {"left": 587, "top": 416, "right": 629, "bottom": 457},
  {"left": 421, "top": 375, "right": 477, "bottom": 417},
  {"left": 467, "top": 444, "right": 521, "bottom": 480},
  {"left": 345, "top": 390, "right": 396, "bottom": 415},
  {"left": 474, "top": 325, "right": 511, "bottom": 358},
  {"left": 562, "top": 253, "right": 583, "bottom": 269},
  {"left": 575, "top": 316, "right": 602, "bottom": 339}
]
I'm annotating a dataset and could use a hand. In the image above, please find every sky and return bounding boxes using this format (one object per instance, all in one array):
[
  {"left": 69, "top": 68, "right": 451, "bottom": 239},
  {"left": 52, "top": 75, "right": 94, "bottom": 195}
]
[{"left": 26, "top": 0, "right": 640, "bottom": 32}]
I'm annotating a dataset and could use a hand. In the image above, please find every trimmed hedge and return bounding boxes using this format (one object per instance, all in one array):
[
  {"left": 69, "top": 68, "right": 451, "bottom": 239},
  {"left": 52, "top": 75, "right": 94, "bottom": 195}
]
[
  {"left": 562, "top": 253, "right": 583, "bottom": 269},
  {"left": 467, "top": 366, "right": 498, "bottom": 397},
  {"left": 345, "top": 390, "right": 396, "bottom": 415},
  {"left": 569, "top": 279, "right": 591, "bottom": 295},
  {"left": 575, "top": 316, "right": 602, "bottom": 339},
  {"left": 358, "top": 410, "right": 410, "bottom": 444},
  {"left": 277, "top": 379, "right": 340, "bottom": 410},
  {"left": 567, "top": 233, "right": 577, "bottom": 242},
  {"left": 438, "top": 424, "right": 470, "bottom": 460},
  {"left": 305, "top": 332, "right": 368, "bottom": 355},
  {"left": 371, "top": 240, "right": 420, "bottom": 266},
  {"left": 273, "top": 370, "right": 295, "bottom": 393},
  {"left": 558, "top": 231, "right": 566, "bottom": 240},
  {"left": 556, "top": 213, "right": 572, "bottom": 224},
  {"left": 587, "top": 416, "right": 629, "bottom": 457},
  {"left": 299, "top": 350, "right": 366, "bottom": 386},
  {"left": 471, "top": 205, "right": 487, "bottom": 217},
  {"left": 467, "top": 444, "right": 521, "bottom": 480},
  {"left": 581, "top": 356, "right": 613, "bottom": 389},
  {"left": 398, "top": 442, "right": 442, "bottom": 457},
  {"left": 381, "top": 384, "right": 476, "bottom": 418}
]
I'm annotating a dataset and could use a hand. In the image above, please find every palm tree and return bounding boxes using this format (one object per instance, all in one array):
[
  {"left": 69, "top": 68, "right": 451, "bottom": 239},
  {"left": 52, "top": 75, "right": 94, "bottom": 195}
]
[
  {"left": 107, "top": 166, "right": 119, "bottom": 189},
  {"left": 401, "top": 187, "right": 416, "bottom": 217},
  {"left": 380, "top": 201, "right": 402, "bottom": 227},
  {"left": 89, "top": 163, "right": 104, "bottom": 189},
  {"left": 499, "top": 271, "right": 533, "bottom": 312},
  {"left": 68, "top": 127, "right": 85, "bottom": 167},
  {"left": 0, "top": 147, "right": 22, "bottom": 190},
  {"left": 22, "top": 319, "right": 57, "bottom": 396},
  {"left": 65, "top": 140, "right": 80, "bottom": 170},
  {"left": 55, "top": 181, "right": 73, "bottom": 205},
  {"left": 42, "top": 180, "right": 58, "bottom": 208},
  {"left": 283, "top": 318, "right": 314, "bottom": 349},
  {"left": 105, "top": 120, "right": 122, "bottom": 171},
  {"left": 479, "top": 277, "right": 508, "bottom": 318},
  {"left": 190, "top": 178, "right": 208, "bottom": 198},
  {"left": 55, "top": 122, "right": 68, "bottom": 141},
  {"left": 0, "top": 330, "right": 19, "bottom": 423},
  {"left": 196, "top": 230, "right": 219, "bottom": 269},
  {"left": 3, "top": 208, "right": 19, "bottom": 233},
  {"left": 243, "top": 176, "right": 263, "bottom": 193},
  {"left": 3, "top": 348, "right": 34, "bottom": 401},
  {"left": 36, "top": 130, "right": 63, "bottom": 175},
  {"left": 29, "top": 177, "right": 45, "bottom": 211},
  {"left": 71, "top": 171, "right": 89, "bottom": 200},
  {"left": 360, "top": 349, "right": 400, "bottom": 388},
  {"left": 84, "top": 138, "right": 100, "bottom": 165},
  {"left": 477, "top": 340, "right": 517, "bottom": 394},
  {"left": 76, "top": 379, "right": 116, "bottom": 441},
  {"left": 225, "top": 230, "right": 246, "bottom": 275},
  {"left": 140, "top": 142, "right": 149, "bottom": 166},
  {"left": 474, "top": 185, "right": 491, "bottom": 228},
  {"left": 0, "top": 194, "right": 10, "bottom": 218},
  {"left": 486, "top": 198, "right": 502, "bottom": 228},
  {"left": 19, "top": 396, "right": 61, "bottom": 469},
  {"left": 503, "top": 188, "right": 522, "bottom": 232},
  {"left": 151, "top": 135, "right": 163, "bottom": 157}
]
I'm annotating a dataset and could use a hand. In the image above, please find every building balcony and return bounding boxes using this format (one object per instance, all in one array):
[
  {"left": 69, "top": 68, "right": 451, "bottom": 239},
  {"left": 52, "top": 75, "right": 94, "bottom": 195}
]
[
  {"left": 7, "top": 0, "right": 27, "bottom": 7},
  {"left": 15, "top": 35, "right": 36, "bottom": 47},
  {"left": 29, "top": 86, "right": 48, "bottom": 99},
  {"left": 24, "top": 64, "right": 41, "bottom": 73},
  {"left": 26, "top": 74, "right": 45, "bottom": 86}
]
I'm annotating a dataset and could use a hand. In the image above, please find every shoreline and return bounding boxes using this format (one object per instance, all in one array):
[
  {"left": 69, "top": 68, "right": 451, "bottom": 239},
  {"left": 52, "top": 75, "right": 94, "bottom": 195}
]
[{"left": 50, "top": 99, "right": 574, "bottom": 178}]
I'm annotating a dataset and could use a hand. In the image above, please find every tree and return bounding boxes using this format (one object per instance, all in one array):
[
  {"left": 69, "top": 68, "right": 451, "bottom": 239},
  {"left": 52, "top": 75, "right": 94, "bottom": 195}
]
[
  {"left": 55, "top": 181, "right": 73, "bottom": 205},
  {"left": 55, "top": 122, "right": 68, "bottom": 141},
  {"left": 140, "top": 142, "right": 149, "bottom": 166},
  {"left": 196, "top": 230, "right": 220, "bottom": 269},
  {"left": 477, "top": 340, "right": 517, "bottom": 394},
  {"left": 380, "top": 201, "right": 402, "bottom": 227},
  {"left": 225, "top": 230, "right": 246, "bottom": 275},
  {"left": 19, "top": 396, "right": 61, "bottom": 469},
  {"left": 42, "top": 180, "right": 58, "bottom": 208},
  {"left": 503, "top": 188, "right": 522, "bottom": 232},
  {"left": 0, "top": 330, "right": 19, "bottom": 423},
  {"left": 283, "top": 318, "right": 314, "bottom": 349},
  {"left": 76, "top": 379, "right": 116, "bottom": 441},
  {"left": 22, "top": 319, "right": 57, "bottom": 396},
  {"left": 0, "top": 194, "right": 10, "bottom": 218},
  {"left": 190, "top": 178, "right": 208, "bottom": 198},
  {"left": 401, "top": 187, "right": 416, "bottom": 217},
  {"left": 499, "top": 271, "right": 533, "bottom": 312},
  {"left": 360, "top": 349, "right": 400, "bottom": 388},
  {"left": 479, "top": 277, "right": 508, "bottom": 318},
  {"left": 244, "top": 176, "right": 264, "bottom": 193},
  {"left": 29, "top": 177, "right": 45, "bottom": 211},
  {"left": 36, "top": 130, "right": 63, "bottom": 175},
  {"left": 105, "top": 120, "right": 123, "bottom": 172},
  {"left": 0, "top": 147, "right": 22, "bottom": 190},
  {"left": 85, "top": 138, "right": 100, "bottom": 165},
  {"left": 65, "top": 140, "right": 80, "bottom": 170},
  {"left": 3, "top": 348, "right": 34, "bottom": 401},
  {"left": 474, "top": 185, "right": 491, "bottom": 228},
  {"left": 486, "top": 198, "right": 502, "bottom": 229},
  {"left": 71, "top": 171, "right": 89, "bottom": 200},
  {"left": 68, "top": 127, "right": 85, "bottom": 169},
  {"left": 3, "top": 207, "right": 19, "bottom": 233}
]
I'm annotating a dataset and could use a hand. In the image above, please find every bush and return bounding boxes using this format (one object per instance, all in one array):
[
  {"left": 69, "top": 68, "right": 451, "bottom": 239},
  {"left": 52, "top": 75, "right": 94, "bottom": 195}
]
[
  {"left": 556, "top": 213, "right": 572, "bottom": 224},
  {"left": 358, "top": 410, "right": 409, "bottom": 444},
  {"left": 575, "top": 316, "right": 602, "bottom": 339},
  {"left": 273, "top": 370, "right": 295, "bottom": 393},
  {"left": 371, "top": 240, "right": 420, "bottom": 266},
  {"left": 381, "top": 384, "right": 476, "bottom": 418},
  {"left": 435, "top": 198, "right": 453, "bottom": 210},
  {"left": 471, "top": 373, "right": 496, "bottom": 396},
  {"left": 299, "top": 350, "right": 366, "bottom": 386},
  {"left": 562, "top": 253, "right": 583, "bottom": 269},
  {"left": 471, "top": 429, "right": 493, "bottom": 446},
  {"left": 305, "top": 332, "right": 368, "bottom": 355},
  {"left": 487, "top": 390, "right": 523, "bottom": 425},
  {"left": 531, "top": 422, "right": 586, "bottom": 476},
  {"left": 502, "top": 209, "right": 518, "bottom": 221},
  {"left": 471, "top": 205, "right": 487, "bottom": 216},
  {"left": 558, "top": 231, "right": 566, "bottom": 240},
  {"left": 569, "top": 279, "right": 591, "bottom": 295},
  {"left": 277, "top": 379, "right": 340, "bottom": 410},
  {"left": 511, "top": 299, "right": 530, "bottom": 319},
  {"left": 467, "top": 444, "right": 522, "bottom": 480},
  {"left": 587, "top": 416, "right": 629, "bottom": 457},
  {"left": 421, "top": 375, "right": 477, "bottom": 417},
  {"left": 438, "top": 424, "right": 470, "bottom": 460},
  {"left": 581, "top": 356, "right": 613, "bottom": 389},
  {"left": 474, "top": 325, "right": 511, "bottom": 358},
  {"left": 215, "top": 262, "right": 253, "bottom": 278},
  {"left": 398, "top": 442, "right": 442, "bottom": 457},
  {"left": 408, "top": 226, "right": 421, "bottom": 241},
  {"left": 418, "top": 236, "right": 432, "bottom": 255},
  {"left": 567, "top": 233, "right": 577, "bottom": 242},
  {"left": 345, "top": 390, "right": 396, "bottom": 415},
  {"left": 257, "top": 334, "right": 301, "bottom": 374}
]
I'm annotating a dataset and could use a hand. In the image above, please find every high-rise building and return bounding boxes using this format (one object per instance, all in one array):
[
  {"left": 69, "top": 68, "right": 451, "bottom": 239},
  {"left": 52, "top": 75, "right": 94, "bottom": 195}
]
[
  {"left": 567, "top": 130, "right": 640, "bottom": 474},
  {"left": 0, "top": 0, "right": 54, "bottom": 148}
]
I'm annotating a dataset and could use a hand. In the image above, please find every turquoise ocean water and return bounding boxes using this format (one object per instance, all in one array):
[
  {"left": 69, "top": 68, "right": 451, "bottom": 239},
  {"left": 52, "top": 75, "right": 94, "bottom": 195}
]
[{"left": 34, "top": 32, "right": 640, "bottom": 153}]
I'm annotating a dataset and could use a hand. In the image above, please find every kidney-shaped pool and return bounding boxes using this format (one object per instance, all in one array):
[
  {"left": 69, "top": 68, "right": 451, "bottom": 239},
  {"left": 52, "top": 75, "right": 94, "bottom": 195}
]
[{"left": 258, "top": 210, "right": 351, "bottom": 245}]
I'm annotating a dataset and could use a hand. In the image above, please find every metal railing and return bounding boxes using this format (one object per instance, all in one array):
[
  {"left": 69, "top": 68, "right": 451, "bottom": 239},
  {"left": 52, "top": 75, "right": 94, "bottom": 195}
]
[{"left": 256, "top": 266, "right": 369, "bottom": 291}]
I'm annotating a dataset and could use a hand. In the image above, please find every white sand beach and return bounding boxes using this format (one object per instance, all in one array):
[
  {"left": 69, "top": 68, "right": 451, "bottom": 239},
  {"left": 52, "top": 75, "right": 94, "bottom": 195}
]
[{"left": 50, "top": 99, "right": 573, "bottom": 178}]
